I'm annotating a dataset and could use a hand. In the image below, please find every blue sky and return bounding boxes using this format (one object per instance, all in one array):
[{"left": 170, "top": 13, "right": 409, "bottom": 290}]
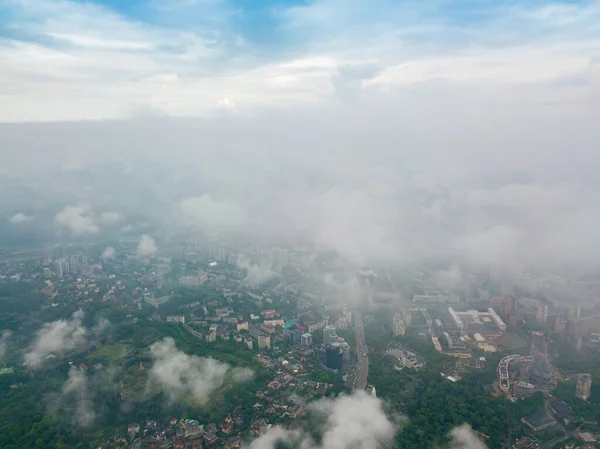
[{"left": 0, "top": 0, "right": 598, "bottom": 121}]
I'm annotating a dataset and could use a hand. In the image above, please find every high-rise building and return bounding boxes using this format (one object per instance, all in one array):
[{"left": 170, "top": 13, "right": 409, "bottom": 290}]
[
  {"left": 536, "top": 303, "right": 549, "bottom": 324},
  {"left": 392, "top": 314, "right": 405, "bottom": 336},
  {"left": 69, "top": 254, "right": 88, "bottom": 274},
  {"left": 576, "top": 373, "right": 592, "bottom": 401},
  {"left": 324, "top": 342, "right": 344, "bottom": 370},
  {"left": 323, "top": 325, "right": 337, "bottom": 345},
  {"left": 530, "top": 331, "right": 552, "bottom": 386},
  {"left": 52, "top": 245, "right": 64, "bottom": 260},
  {"left": 245, "top": 338, "right": 253, "bottom": 350},
  {"left": 54, "top": 258, "right": 70, "bottom": 277},
  {"left": 257, "top": 334, "right": 271, "bottom": 350},
  {"left": 343, "top": 307, "right": 352, "bottom": 324},
  {"left": 301, "top": 333, "right": 313, "bottom": 347},
  {"left": 568, "top": 307, "right": 581, "bottom": 321}
]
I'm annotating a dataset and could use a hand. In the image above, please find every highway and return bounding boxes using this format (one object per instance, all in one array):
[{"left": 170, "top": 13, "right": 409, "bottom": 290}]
[{"left": 353, "top": 310, "right": 368, "bottom": 391}]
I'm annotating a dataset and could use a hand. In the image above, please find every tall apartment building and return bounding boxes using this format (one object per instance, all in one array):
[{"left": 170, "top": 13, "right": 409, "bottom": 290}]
[
  {"left": 536, "top": 303, "right": 549, "bottom": 324},
  {"left": 301, "top": 333, "right": 313, "bottom": 347},
  {"left": 257, "top": 334, "right": 271, "bottom": 350},
  {"left": 54, "top": 258, "right": 70, "bottom": 277},
  {"left": 576, "top": 373, "right": 592, "bottom": 401},
  {"left": 392, "top": 314, "right": 406, "bottom": 336},
  {"left": 323, "top": 325, "right": 337, "bottom": 345}
]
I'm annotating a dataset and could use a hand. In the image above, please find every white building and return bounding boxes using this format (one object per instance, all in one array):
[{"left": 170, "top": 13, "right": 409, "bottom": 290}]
[
  {"left": 301, "top": 333, "right": 313, "bottom": 347},
  {"left": 536, "top": 303, "right": 549, "bottom": 324},
  {"left": 54, "top": 258, "right": 70, "bottom": 277},
  {"left": 392, "top": 314, "right": 406, "bottom": 336},
  {"left": 323, "top": 325, "right": 337, "bottom": 345}
]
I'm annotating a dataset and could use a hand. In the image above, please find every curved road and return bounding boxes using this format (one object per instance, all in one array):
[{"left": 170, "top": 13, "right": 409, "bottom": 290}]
[{"left": 354, "top": 311, "right": 368, "bottom": 390}]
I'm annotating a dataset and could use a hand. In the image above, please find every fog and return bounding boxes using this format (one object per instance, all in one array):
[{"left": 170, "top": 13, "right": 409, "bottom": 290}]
[{"left": 1, "top": 93, "right": 599, "bottom": 274}]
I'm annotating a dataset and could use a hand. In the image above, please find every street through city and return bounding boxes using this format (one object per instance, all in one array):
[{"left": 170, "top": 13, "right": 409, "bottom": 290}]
[{"left": 354, "top": 310, "right": 368, "bottom": 390}]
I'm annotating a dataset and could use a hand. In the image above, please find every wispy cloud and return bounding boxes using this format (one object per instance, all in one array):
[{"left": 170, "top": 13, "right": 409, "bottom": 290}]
[
  {"left": 55, "top": 205, "right": 100, "bottom": 236},
  {"left": 24, "top": 310, "right": 87, "bottom": 369},
  {"left": 9, "top": 212, "right": 34, "bottom": 223},
  {"left": 146, "top": 337, "right": 232, "bottom": 403},
  {"left": 0, "top": 0, "right": 598, "bottom": 121},
  {"left": 245, "top": 391, "right": 396, "bottom": 449}
]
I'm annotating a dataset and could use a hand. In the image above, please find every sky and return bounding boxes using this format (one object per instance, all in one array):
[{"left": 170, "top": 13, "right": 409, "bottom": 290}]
[
  {"left": 0, "top": 0, "right": 599, "bottom": 122},
  {"left": 1, "top": 0, "right": 600, "bottom": 274}
]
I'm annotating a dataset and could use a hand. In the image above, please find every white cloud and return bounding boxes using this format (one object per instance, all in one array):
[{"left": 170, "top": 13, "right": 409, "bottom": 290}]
[
  {"left": 0, "top": 331, "right": 11, "bottom": 360},
  {"left": 454, "top": 226, "right": 524, "bottom": 265},
  {"left": 449, "top": 424, "right": 488, "bottom": 449},
  {"left": 101, "top": 246, "right": 116, "bottom": 260},
  {"left": 147, "top": 337, "right": 230, "bottom": 402},
  {"left": 24, "top": 310, "right": 87, "bottom": 369},
  {"left": 55, "top": 205, "right": 99, "bottom": 236},
  {"left": 179, "top": 194, "right": 247, "bottom": 232},
  {"left": 99, "top": 211, "right": 120, "bottom": 224},
  {"left": 237, "top": 256, "right": 279, "bottom": 286},
  {"left": 137, "top": 234, "right": 157, "bottom": 257},
  {"left": 245, "top": 391, "right": 396, "bottom": 449},
  {"left": 230, "top": 367, "right": 255, "bottom": 383},
  {"left": 9, "top": 212, "right": 34, "bottom": 223},
  {"left": 0, "top": 0, "right": 599, "bottom": 121},
  {"left": 62, "top": 367, "right": 96, "bottom": 428},
  {"left": 217, "top": 98, "right": 236, "bottom": 109}
]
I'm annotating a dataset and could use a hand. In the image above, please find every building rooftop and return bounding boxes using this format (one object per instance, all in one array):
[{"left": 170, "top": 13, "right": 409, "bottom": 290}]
[{"left": 521, "top": 412, "right": 556, "bottom": 431}]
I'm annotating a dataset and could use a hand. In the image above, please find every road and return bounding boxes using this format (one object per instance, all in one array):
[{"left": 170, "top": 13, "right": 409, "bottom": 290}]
[{"left": 353, "top": 310, "right": 368, "bottom": 391}]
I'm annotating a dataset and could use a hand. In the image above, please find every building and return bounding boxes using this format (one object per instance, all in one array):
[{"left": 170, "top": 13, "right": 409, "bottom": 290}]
[
  {"left": 447, "top": 307, "right": 506, "bottom": 334},
  {"left": 323, "top": 325, "right": 337, "bottom": 345},
  {"left": 205, "top": 332, "right": 216, "bottom": 343},
  {"left": 392, "top": 314, "right": 406, "bottom": 336},
  {"left": 68, "top": 254, "right": 88, "bottom": 273},
  {"left": 530, "top": 332, "right": 553, "bottom": 387},
  {"left": 245, "top": 338, "right": 253, "bottom": 350},
  {"left": 335, "top": 316, "right": 349, "bottom": 329},
  {"left": 521, "top": 413, "right": 556, "bottom": 432},
  {"left": 167, "top": 315, "right": 186, "bottom": 324},
  {"left": 536, "top": 303, "right": 548, "bottom": 324},
  {"left": 339, "top": 340, "right": 351, "bottom": 361},
  {"left": 237, "top": 322, "right": 249, "bottom": 331},
  {"left": 54, "top": 258, "right": 70, "bottom": 277},
  {"left": 179, "top": 270, "right": 208, "bottom": 286},
  {"left": 548, "top": 399, "right": 574, "bottom": 425},
  {"left": 497, "top": 354, "right": 533, "bottom": 393},
  {"left": 324, "top": 342, "right": 344, "bottom": 370},
  {"left": 413, "top": 294, "right": 460, "bottom": 304},
  {"left": 301, "top": 333, "right": 313, "bottom": 347},
  {"left": 365, "top": 385, "right": 377, "bottom": 397},
  {"left": 576, "top": 373, "right": 592, "bottom": 401},
  {"left": 261, "top": 309, "right": 278, "bottom": 319},
  {"left": 257, "top": 334, "right": 271, "bottom": 350},
  {"left": 263, "top": 319, "right": 285, "bottom": 327},
  {"left": 513, "top": 381, "right": 535, "bottom": 397},
  {"left": 568, "top": 306, "right": 581, "bottom": 321}
]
